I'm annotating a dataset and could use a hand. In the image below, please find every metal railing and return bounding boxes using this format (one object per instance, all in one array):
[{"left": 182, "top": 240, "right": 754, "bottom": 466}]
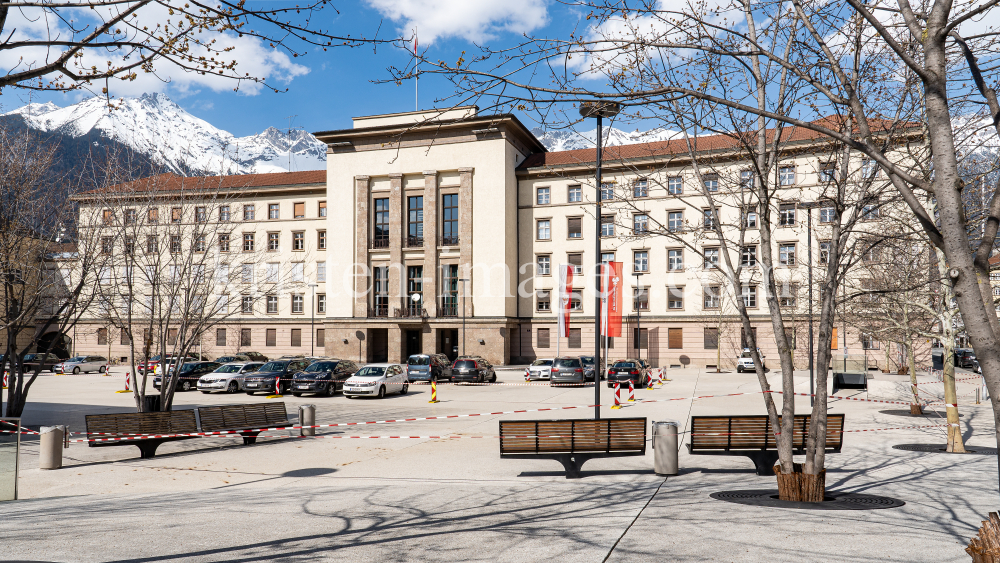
[
  {"left": 405, "top": 235, "right": 424, "bottom": 248},
  {"left": 438, "top": 303, "right": 458, "bottom": 317},
  {"left": 368, "top": 305, "right": 388, "bottom": 318},
  {"left": 394, "top": 306, "right": 427, "bottom": 318},
  {"left": 370, "top": 237, "right": 389, "bottom": 249},
  {"left": 440, "top": 235, "right": 460, "bottom": 246}
]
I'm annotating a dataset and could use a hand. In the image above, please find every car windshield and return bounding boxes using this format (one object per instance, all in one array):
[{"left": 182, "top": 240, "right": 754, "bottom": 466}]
[
  {"left": 554, "top": 358, "right": 581, "bottom": 368},
  {"left": 454, "top": 360, "right": 476, "bottom": 369},
  {"left": 67, "top": 356, "right": 86, "bottom": 363},
  {"left": 407, "top": 356, "right": 431, "bottom": 366},
  {"left": 580, "top": 356, "right": 595, "bottom": 365},
  {"left": 306, "top": 362, "right": 338, "bottom": 372},
  {"left": 613, "top": 362, "right": 636, "bottom": 368},
  {"left": 354, "top": 366, "right": 386, "bottom": 378},
  {"left": 215, "top": 365, "right": 241, "bottom": 373},
  {"left": 531, "top": 359, "right": 552, "bottom": 367},
  {"left": 741, "top": 352, "right": 753, "bottom": 358},
  {"left": 259, "top": 361, "right": 288, "bottom": 372}
]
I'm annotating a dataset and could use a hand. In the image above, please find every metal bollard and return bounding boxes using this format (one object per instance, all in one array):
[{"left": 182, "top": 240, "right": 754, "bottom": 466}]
[
  {"left": 652, "top": 420, "right": 678, "bottom": 476},
  {"left": 298, "top": 405, "right": 316, "bottom": 437},
  {"left": 39, "top": 425, "right": 66, "bottom": 470}
]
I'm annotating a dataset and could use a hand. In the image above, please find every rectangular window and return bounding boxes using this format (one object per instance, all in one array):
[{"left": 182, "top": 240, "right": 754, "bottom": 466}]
[
  {"left": 536, "top": 187, "right": 550, "bottom": 205},
  {"left": 440, "top": 264, "right": 459, "bottom": 316},
  {"left": 634, "top": 251, "right": 649, "bottom": 272},
  {"left": 219, "top": 233, "right": 230, "bottom": 252},
  {"left": 667, "top": 211, "right": 683, "bottom": 232},
  {"left": 267, "top": 232, "right": 279, "bottom": 251},
  {"left": 742, "top": 207, "right": 758, "bottom": 228},
  {"left": 601, "top": 215, "right": 615, "bottom": 237},
  {"left": 703, "top": 209, "right": 717, "bottom": 229},
  {"left": 667, "top": 176, "right": 682, "bottom": 195},
  {"left": 633, "top": 287, "right": 649, "bottom": 311},
  {"left": 243, "top": 233, "right": 255, "bottom": 252},
  {"left": 819, "top": 206, "right": 836, "bottom": 223},
  {"left": 317, "top": 294, "right": 327, "bottom": 314},
  {"left": 537, "top": 328, "right": 550, "bottom": 348},
  {"left": 862, "top": 333, "right": 877, "bottom": 350},
  {"left": 266, "top": 263, "right": 279, "bottom": 283},
  {"left": 741, "top": 246, "right": 757, "bottom": 268},
  {"left": 101, "top": 237, "right": 113, "bottom": 255},
  {"left": 407, "top": 196, "right": 424, "bottom": 246},
  {"left": 704, "top": 286, "right": 721, "bottom": 309},
  {"left": 819, "top": 241, "right": 831, "bottom": 264},
  {"left": 633, "top": 214, "right": 648, "bottom": 234},
  {"left": 668, "top": 287, "right": 684, "bottom": 310},
  {"left": 317, "top": 230, "right": 327, "bottom": 250},
  {"left": 292, "top": 231, "right": 305, "bottom": 251},
  {"left": 570, "top": 291, "right": 583, "bottom": 311},
  {"left": 633, "top": 328, "right": 648, "bottom": 350},
  {"left": 779, "top": 283, "right": 798, "bottom": 308},
  {"left": 243, "top": 204, "right": 255, "bottom": 221},
  {"left": 741, "top": 285, "right": 758, "bottom": 308},
  {"left": 820, "top": 163, "right": 837, "bottom": 182},
  {"left": 861, "top": 159, "right": 878, "bottom": 179},
  {"left": 319, "top": 201, "right": 327, "bottom": 217},
  {"left": 442, "top": 194, "right": 459, "bottom": 245},
  {"left": 216, "top": 328, "right": 227, "bottom": 347},
  {"left": 194, "top": 235, "right": 206, "bottom": 253},
  {"left": 601, "top": 252, "right": 615, "bottom": 263},
  {"left": 195, "top": 206, "right": 207, "bottom": 222},
  {"left": 537, "top": 255, "right": 551, "bottom": 276},
  {"left": 779, "top": 243, "right": 797, "bottom": 266},
  {"left": 217, "top": 264, "right": 229, "bottom": 285},
  {"left": 568, "top": 328, "right": 582, "bottom": 349},
  {"left": 537, "top": 290, "right": 551, "bottom": 312},
  {"left": 97, "top": 327, "right": 108, "bottom": 345},
  {"left": 668, "top": 327, "right": 683, "bottom": 349},
  {"left": 292, "top": 294, "right": 304, "bottom": 314},
  {"left": 268, "top": 203, "right": 280, "bottom": 220},
  {"left": 600, "top": 182, "right": 614, "bottom": 201},
  {"left": 167, "top": 328, "right": 178, "bottom": 346},
  {"left": 779, "top": 166, "right": 796, "bottom": 186},
  {"left": 740, "top": 170, "right": 754, "bottom": 189},
  {"left": 568, "top": 185, "right": 582, "bottom": 202},
  {"left": 537, "top": 220, "right": 551, "bottom": 240},
  {"left": 293, "top": 202, "right": 305, "bottom": 219},
  {"left": 407, "top": 265, "right": 423, "bottom": 305},
  {"left": 704, "top": 248, "right": 719, "bottom": 269},
  {"left": 266, "top": 295, "right": 278, "bottom": 314},
  {"left": 779, "top": 204, "right": 796, "bottom": 226},
  {"left": 372, "top": 266, "right": 389, "bottom": 314},
  {"left": 147, "top": 208, "right": 159, "bottom": 223},
  {"left": 241, "top": 328, "right": 252, "bottom": 346},
  {"left": 146, "top": 236, "right": 158, "bottom": 254},
  {"left": 124, "top": 208, "right": 136, "bottom": 225},
  {"left": 241, "top": 264, "right": 253, "bottom": 284},
  {"left": 633, "top": 179, "right": 648, "bottom": 198},
  {"left": 568, "top": 217, "right": 582, "bottom": 239},
  {"left": 292, "top": 262, "right": 304, "bottom": 283},
  {"left": 862, "top": 203, "right": 881, "bottom": 221},
  {"left": 171, "top": 207, "right": 182, "bottom": 223},
  {"left": 124, "top": 237, "right": 135, "bottom": 255},
  {"left": 317, "top": 261, "right": 326, "bottom": 283},
  {"left": 373, "top": 198, "right": 390, "bottom": 246},
  {"left": 704, "top": 327, "right": 719, "bottom": 349},
  {"left": 170, "top": 235, "right": 181, "bottom": 254},
  {"left": 266, "top": 328, "right": 277, "bottom": 347},
  {"left": 120, "top": 331, "right": 131, "bottom": 346},
  {"left": 291, "top": 329, "right": 302, "bottom": 347},
  {"left": 703, "top": 173, "right": 719, "bottom": 192},
  {"left": 568, "top": 253, "right": 583, "bottom": 275},
  {"left": 241, "top": 296, "right": 253, "bottom": 314},
  {"left": 219, "top": 205, "right": 230, "bottom": 222},
  {"left": 668, "top": 249, "right": 683, "bottom": 271}
]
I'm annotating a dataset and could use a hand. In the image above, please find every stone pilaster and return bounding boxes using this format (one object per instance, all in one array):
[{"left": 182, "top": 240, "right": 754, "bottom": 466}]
[
  {"left": 388, "top": 325, "right": 403, "bottom": 363},
  {"left": 459, "top": 167, "right": 474, "bottom": 317},
  {"left": 422, "top": 170, "right": 438, "bottom": 317},
  {"left": 388, "top": 173, "right": 404, "bottom": 312},
  {"left": 353, "top": 176, "right": 370, "bottom": 318}
]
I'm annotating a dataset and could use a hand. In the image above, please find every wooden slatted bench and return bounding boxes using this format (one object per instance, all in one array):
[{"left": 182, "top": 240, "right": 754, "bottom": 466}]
[
  {"left": 687, "top": 414, "right": 845, "bottom": 476},
  {"left": 197, "top": 403, "right": 291, "bottom": 445},
  {"left": 499, "top": 417, "right": 646, "bottom": 478},
  {"left": 85, "top": 410, "right": 198, "bottom": 459}
]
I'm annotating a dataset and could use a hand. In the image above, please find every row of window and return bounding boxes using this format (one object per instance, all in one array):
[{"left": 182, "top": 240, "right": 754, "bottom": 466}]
[
  {"left": 100, "top": 231, "right": 328, "bottom": 255},
  {"left": 100, "top": 201, "right": 327, "bottom": 226},
  {"left": 535, "top": 283, "right": 798, "bottom": 313},
  {"left": 529, "top": 326, "right": 838, "bottom": 351},
  {"left": 97, "top": 261, "right": 326, "bottom": 286},
  {"left": 372, "top": 194, "right": 460, "bottom": 246},
  {"left": 98, "top": 327, "right": 327, "bottom": 349}
]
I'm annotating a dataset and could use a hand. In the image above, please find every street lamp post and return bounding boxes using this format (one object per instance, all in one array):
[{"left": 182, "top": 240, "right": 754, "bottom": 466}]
[
  {"left": 580, "top": 100, "right": 621, "bottom": 420},
  {"left": 309, "top": 283, "right": 318, "bottom": 357},
  {"left": 459, "top": 278, "right": 469, "bottom": 357}
]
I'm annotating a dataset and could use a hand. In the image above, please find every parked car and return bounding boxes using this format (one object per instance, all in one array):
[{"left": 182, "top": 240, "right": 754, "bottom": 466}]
[
  {"left": 955, "top": 349, "right": 977, "bottom": 369},
  {"left": 23, "top": 353, "right": 64, "bottom": 373},
  {"left": 736, "top": 348, "right": 767, "bottom": 373},
  {"left": 242, "top": 351, "right": 269, "bottom": 363},
  {"left": 973, "top": 359, "right": 982, "bottom": 375},
  {"left": 197, "top": 362, "right": 263, "bottom": 394},
  {"left": 213, "top": 354, "right": 251, "bottom": 364},
  {"left": 291, "top": 359, "right": 359, "bottom": 397},
  {"left": 550, "top": 357, "right": 586, "bottom": 386},
  {"left": 137, "top": 355, "right": 171, "bottom": 375},
  {"left": 607, "top": 359, "right": 649, "bottom": 388},
  {"left": 243, "top": 358, "right": 311, "bottom": 395},
  {"left": 154, "top": 357, "right": 198, "bottom": 376},
  {"left": 154, "top": 361, "right": 221, "bottom": 392},
  {"left": 579, "top": 356, "right": 604, "bottom": 381},
  {"left": 405, "top": 354, "right": 453, "bottom": 381},
  {"left": 343, "top": 363, "right": 408, "bottom": 399},
  {"left": 525, "top": 359, "right": 554, "bottom": 381},
  {"left": 451, "top": 357, "right": 496, "bottom": 383},
  {"left": 54, "top": 355, "right": 108, "bottom": 374}
]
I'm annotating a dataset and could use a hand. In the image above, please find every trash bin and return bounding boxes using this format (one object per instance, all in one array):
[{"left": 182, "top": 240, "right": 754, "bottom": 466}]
[
  {"left": 652, "top": 420, "right": 678, "bottom": 476},
  {"left": 39, "top": 425, "right": 66, "bottom": 470},
  {"left": 298, "top": 405, "right": 315, "bottom": 437}
]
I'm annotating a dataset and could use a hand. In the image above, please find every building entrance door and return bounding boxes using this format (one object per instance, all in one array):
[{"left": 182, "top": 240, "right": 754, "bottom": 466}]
[
  {"left": 438, "top": 329, "right": 459, "bottom": 361},
  {"left": 404, "top": 329, "right": 422, "bottom": 359},
  {"left": 370, "top": 329, "right": 388, "bottom": 363}
]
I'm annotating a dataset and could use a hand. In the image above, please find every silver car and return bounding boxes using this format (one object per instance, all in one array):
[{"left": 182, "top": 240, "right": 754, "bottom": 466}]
[
  {"left": 525, "top": 358, "right": 554, "bottom": 381},
  {"left": 54, "top": 355, "right": 108, "bottom": 374},
  {"left": 343, "top": 363, "right": 408, "bottom": 399},
  {"left": 198, "top": 362, "right": 263, "bottom": 394}
]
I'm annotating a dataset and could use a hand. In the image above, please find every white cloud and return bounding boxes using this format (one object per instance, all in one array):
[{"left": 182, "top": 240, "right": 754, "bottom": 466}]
[{"left": 366, "top": 0, "right": 548, "bottom": 44}]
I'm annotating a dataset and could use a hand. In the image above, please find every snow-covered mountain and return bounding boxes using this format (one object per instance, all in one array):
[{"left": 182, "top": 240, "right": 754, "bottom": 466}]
[
  {"left": 3, "top": 94, "right": 326, "bottom": 175},
  {"left": 533, "top": 125, "right": 680, "bottom": 152}
]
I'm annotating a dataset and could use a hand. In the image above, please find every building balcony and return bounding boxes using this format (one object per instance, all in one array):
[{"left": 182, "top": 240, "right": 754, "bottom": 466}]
[
  {"left": 438, "top": 302, "right": 458, "bottom": 317},
  {"left": 368, "top": 305, "right": 388, "bottom": 318},
  {"left": 405, "top": 235, "right": 424, "bottom": 248},
  {"left": 394, "top": 306, "right": 427, "bottom": 318},
  {"left": 440, "top": 235, "right": 460, "bottom": 246},
  {"left": 370, "top": 236, "right": 389, "bottom": 249}
]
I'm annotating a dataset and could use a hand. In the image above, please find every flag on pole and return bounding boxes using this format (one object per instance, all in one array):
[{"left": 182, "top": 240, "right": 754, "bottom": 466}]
[
  {"left": 603, "top": 261, "right": 623, "bottom": 337},
  {"left": 558, "top": 264, "right": 574, "bottom": 338}
]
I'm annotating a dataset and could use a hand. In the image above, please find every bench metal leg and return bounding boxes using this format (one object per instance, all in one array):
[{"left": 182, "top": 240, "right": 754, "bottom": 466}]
[
  {"left": 746, "top": 451, "right": 779, "bottom": 476},
  {"left": 137, "top": 440, "right": 163, "bottom": 459},
  {"left": 241, "top": 431, "right": 259, "bottom": 445},
  {"left": 555, "top": 454, "right": 595, "bottom": 479}
]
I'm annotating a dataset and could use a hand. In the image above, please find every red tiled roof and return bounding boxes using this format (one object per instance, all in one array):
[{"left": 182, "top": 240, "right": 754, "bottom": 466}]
[
  {"left": 519, "top": 116, "right": 918, "bottom": 170},
  {"left": 83, "top": 170, "right": 326, "bottom": 195}
]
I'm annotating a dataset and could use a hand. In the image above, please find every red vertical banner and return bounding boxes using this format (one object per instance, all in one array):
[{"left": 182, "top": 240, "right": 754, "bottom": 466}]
[
  {"left": 605, "top": 261, "right": 623, "bottom": 337},
  {"left": 558, "top": 264, "right": 574, "bottom": 338}
]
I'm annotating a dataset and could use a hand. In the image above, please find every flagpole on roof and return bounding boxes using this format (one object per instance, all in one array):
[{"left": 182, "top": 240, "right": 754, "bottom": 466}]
[{"left": 414, "top": 27, "right": 418, "bottom": 111}]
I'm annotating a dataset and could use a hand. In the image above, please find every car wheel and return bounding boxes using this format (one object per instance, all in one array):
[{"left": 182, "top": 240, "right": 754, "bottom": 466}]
[
  {"left": 325, "top": 384, "right": 336, "bottom": 397},
  {"left": 400, "top": 384, "right": 408, "bottom": 395},
  {"left": 292, "top": 392, "right": 302, "bottom": 397},
  {"left": 72, "top": 367, "right": 80, "bottom": 374},
  {"left": 99, "top": 365, "right": 106, "bottom": 373},
  {"left": 227, "top": 382, "right": 239, "bottom": 394},
  {"left": 276, "top": 383, "right": 284, "bottom": 395},
  {"left": 490, "top": 372, "right": 497, "bottom": 383},
  {"left": 181, "top": 380, "right": 192, "bottom": 392},
  {"left": 377, "top": 385, "right": 386, "bottom": 399}
]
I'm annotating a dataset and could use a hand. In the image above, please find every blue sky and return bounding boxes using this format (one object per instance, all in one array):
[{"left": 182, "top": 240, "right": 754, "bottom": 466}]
[{"left": 6, "top": 0, "right": 571, "bottom": 138}]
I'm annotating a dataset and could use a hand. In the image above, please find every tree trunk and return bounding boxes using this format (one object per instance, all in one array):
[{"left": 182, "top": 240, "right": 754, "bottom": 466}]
[
  {"left": 907, "top": 339, "right": 922, "bottom": 415},
  {"left": 774, "top": 463, "right": 826, "bottom": 502},
  {"left": 943, "top": 345, "right": 966, "bottom": 453}
]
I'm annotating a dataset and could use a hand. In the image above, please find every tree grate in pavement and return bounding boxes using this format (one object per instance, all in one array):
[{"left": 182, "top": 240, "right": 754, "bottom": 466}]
[
  {"left": 892, "top": 443, "right": 996, "bottom": 455},
  {"left": 710, "top": 490, "right": 905, "bottom": 510},
  {"left": 879, "top": 409, "right": 962, "bottom": 417}
]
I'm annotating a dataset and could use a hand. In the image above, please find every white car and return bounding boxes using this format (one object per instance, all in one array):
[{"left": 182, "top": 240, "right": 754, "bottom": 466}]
[
  {"left": 343, "top": 363, "right": 408, "bottom": 399},
  {"left": 736, "top": 348, "right": 767, "bottom": 373},
  {"left": 197, "top": 362, "right": 264, "bottom": 394},
  {"left": 525, "top": 358, "right": 554, "bottom": 380}
]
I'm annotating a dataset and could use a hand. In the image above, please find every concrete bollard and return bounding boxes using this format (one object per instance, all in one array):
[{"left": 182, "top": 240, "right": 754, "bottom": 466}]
[
  {"left": 652, "top": 420, "right": 679, "bottom": 476},
  {"left": 39, "top": 425, "right": 67, "bottom": 470},
  {"left": 298, "top": 405, "right": 316, "bottom": 437}
]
